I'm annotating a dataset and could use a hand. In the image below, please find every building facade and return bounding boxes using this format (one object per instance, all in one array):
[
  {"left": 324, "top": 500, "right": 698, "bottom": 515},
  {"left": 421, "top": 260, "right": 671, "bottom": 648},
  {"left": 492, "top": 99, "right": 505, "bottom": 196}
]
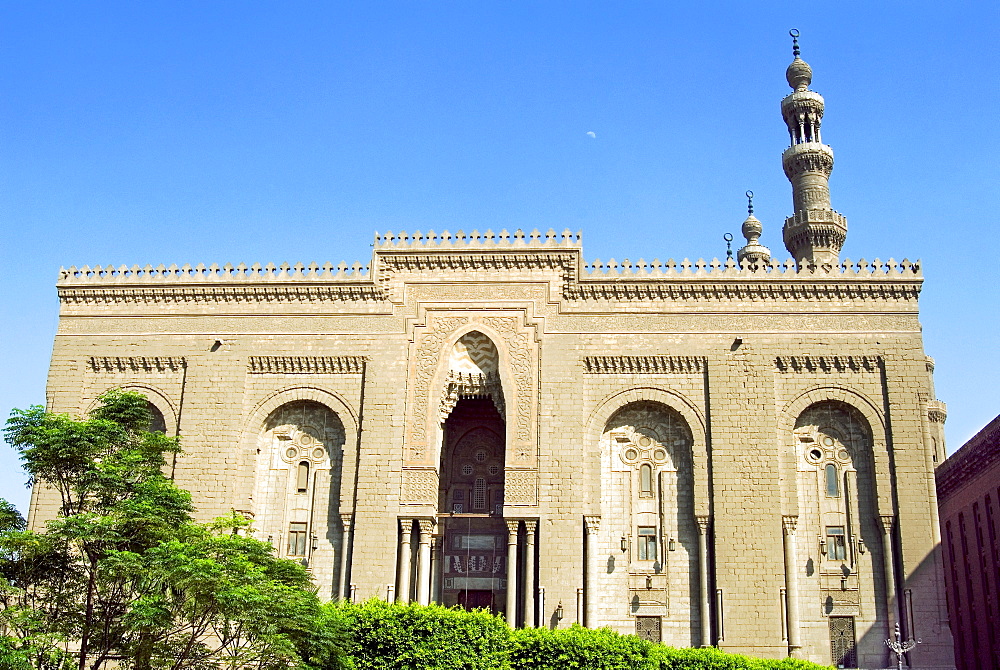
[
  {"left": 936, "top": 415, "right": 1000, "bottom": 670},
  {"left": 29, "top": 37, "right": 955, "bottom": 667}
]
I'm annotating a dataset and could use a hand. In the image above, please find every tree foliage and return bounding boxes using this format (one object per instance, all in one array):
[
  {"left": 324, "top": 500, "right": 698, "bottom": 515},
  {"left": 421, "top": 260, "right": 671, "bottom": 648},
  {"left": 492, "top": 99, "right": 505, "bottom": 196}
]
[{"left": 2, "top": 391, "right": 347, "bottom": 670}]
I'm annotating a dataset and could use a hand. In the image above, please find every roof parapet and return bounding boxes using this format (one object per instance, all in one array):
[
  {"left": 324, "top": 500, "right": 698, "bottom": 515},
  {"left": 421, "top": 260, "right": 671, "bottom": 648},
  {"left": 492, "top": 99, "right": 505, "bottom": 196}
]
[
  {"left": 582, "top": 257, "right": 921, "bottom": 278},
  {"left": 374, "top": 228, "right": 582, "bottom": 249},
  {"left": 58, "top": 262, "right": 371, "bottom": 285}
]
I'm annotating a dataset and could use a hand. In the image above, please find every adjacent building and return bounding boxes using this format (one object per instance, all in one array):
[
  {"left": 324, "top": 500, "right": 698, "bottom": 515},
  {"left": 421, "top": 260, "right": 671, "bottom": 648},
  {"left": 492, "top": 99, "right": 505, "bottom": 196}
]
[
  {"left": 28, "top": 35, "right": 956, "bottom": 668},
  {"left": 936, "top": 415, "right": 1000, "bottom": 670}
]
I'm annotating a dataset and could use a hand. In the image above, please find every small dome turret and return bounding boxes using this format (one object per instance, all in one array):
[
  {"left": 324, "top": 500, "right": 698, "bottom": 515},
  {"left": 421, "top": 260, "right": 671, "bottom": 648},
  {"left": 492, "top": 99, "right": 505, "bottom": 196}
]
[{"left": 737, "top": 191, "right": 771, "bottom": 266}]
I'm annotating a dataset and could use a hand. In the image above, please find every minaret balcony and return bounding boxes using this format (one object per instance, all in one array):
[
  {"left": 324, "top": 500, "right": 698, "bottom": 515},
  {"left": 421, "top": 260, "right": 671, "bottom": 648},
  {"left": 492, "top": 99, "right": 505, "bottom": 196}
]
[{"left": 782, "top": 141, "right": 833, "bottom": 158}]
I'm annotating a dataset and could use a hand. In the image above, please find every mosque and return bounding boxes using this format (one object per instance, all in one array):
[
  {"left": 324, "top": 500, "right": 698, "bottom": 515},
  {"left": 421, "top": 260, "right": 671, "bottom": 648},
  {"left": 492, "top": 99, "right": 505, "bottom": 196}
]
[{"left": 31, "top": 34, "right": 955, "bottom": 668}]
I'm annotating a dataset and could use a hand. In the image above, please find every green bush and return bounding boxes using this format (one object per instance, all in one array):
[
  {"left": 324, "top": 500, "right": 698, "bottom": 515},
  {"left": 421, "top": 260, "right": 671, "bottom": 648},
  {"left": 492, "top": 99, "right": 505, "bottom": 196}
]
[
  {"left": 334, "top": 600, "right": 510, "bottom": 670},
  {"left": 511, "top": 625, "right": 655, "bottom": 669},
  {"left": 323, "top": 601, "right": 832, "bottom": 670},
  {"left": 650, "top": 645, "right": 833, "bottom": 669}
]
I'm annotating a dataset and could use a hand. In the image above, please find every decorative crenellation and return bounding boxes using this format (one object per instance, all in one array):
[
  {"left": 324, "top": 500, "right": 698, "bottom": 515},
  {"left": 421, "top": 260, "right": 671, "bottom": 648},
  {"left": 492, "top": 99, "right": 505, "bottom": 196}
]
[
  {"left": 88, "top": 356, "right": 186, "bottom": 373},
  {"left": 583, "top": 356, "right": 705, "bottom": 375},
  {"left": 374, "top": 228, "right": 582, "bottom": 249},
  {"left": 581, "top": 257, "right": 919, "bottom": 277},
  {"left": 567, "top": 280, "right": 919, "bottom": 303},
  {"left": 775, "top": 355, "right": 880, "bottom": 373},
  {"left": 58, "top": 284, "right": 385, "bottom": 304},
  {"left": 59, "top": 262, "right": 371, "bottom": 284},
  {"left": 248, "top": 356, "right": 367, "bottom": 374}
]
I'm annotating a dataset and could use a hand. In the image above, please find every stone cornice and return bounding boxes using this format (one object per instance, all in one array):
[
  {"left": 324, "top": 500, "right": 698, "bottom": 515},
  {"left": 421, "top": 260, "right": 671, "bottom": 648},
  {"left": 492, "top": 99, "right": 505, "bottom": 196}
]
[
  {"left": 248, "top": 356, "right": 367, "bottom": 374},
  {"left": 583, "top": 356, "right": 706, "bottom": 374},
  {"left": 88, "top": 356, "right": 186, "bottom": 373},
  {"left": 775, "top": 355, "right": 880, "bottom": 373}
]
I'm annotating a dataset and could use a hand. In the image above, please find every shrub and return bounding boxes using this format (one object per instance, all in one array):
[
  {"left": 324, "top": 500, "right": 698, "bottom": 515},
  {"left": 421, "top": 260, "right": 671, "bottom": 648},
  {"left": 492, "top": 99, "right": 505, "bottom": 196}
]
[
  {"left": 323, "top": 601, "right": 833, "bottom": 670},
  {"left": 334, "top": 600, "right": 510, "bottom": 670},
  {"left": 511, "top": 625, "right": 656, "bottom": 670}
]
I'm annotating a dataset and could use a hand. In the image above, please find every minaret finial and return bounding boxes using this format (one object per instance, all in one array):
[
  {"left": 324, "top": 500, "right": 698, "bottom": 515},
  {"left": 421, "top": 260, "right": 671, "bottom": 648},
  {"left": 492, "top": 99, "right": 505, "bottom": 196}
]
[
  {"left": 746, "top": 190, "right": 754, "bottom": 216},
  {"left": 790, "top": 29, "right": 800, "bottom": 58}
]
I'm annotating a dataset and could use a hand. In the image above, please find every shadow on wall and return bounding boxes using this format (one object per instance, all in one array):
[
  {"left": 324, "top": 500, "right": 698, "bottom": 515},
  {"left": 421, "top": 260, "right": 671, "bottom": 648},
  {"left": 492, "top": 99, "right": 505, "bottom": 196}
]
[{"left": 853, "top": 543, "right": 953, "bottom": 670}]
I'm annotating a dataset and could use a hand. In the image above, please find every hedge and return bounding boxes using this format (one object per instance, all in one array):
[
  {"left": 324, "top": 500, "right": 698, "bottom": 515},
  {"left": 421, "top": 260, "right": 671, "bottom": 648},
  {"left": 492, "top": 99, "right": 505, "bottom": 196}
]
[
  {"left": 327, "top": 601, "right": 832, "bottom": 670},
  {"left": 334, "top": 600, "right": 510, "bottom": 670}
]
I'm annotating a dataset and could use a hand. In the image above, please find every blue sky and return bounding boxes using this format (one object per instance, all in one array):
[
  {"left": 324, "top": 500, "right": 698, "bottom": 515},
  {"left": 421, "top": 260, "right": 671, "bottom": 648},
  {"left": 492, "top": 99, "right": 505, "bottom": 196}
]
[{"left": 1, "top": 2, "right": 997, "bottom": 515}]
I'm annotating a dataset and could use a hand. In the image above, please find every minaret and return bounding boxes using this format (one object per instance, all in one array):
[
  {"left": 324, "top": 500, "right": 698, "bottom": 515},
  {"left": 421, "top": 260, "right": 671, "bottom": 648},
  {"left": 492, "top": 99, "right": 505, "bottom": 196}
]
[
  {"left": 780, "top": 30, "right": 847, "bottom": 265},
  {"left": 737, "top": 190, "right": 771, "bottom": 266}
]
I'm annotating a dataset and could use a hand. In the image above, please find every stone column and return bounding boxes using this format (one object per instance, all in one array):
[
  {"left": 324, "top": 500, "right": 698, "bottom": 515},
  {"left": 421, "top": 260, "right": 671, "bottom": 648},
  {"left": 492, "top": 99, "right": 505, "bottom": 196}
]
[
  {"left": 338, "top": 513, "right": 353, "bottom": 600},
  {"left": 397, "top": 517, "right": 413, "bottom": 603},
  {"left": 781, "top": 516, "right": 802, "bottom": 657},
  {"left": 417, "top": 518, "right": 435, "bottom": 605},
  {"left": 523, "top": 520, "right": 537, "bottom": 626},
  {"left": 431, "top": 535, "right": 443, "bottom": 603},
  {"left": 505, "top": 519, "right": 520, "bottom": 625},
  {"left": 583, "top": 515, "right": 601, "bottom": 628},
  {"left": 696, "top": 515, "right": 711, "bottom": 647},
  {"left": 881, "top": 515, "right": 898, "bottom": 637}
]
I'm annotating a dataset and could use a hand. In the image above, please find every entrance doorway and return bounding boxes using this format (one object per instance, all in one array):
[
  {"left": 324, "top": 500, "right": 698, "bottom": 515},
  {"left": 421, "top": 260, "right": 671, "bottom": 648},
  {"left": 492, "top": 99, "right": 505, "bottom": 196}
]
[{"left": 438, "top": 398, "right": 507, "bottom": 615}]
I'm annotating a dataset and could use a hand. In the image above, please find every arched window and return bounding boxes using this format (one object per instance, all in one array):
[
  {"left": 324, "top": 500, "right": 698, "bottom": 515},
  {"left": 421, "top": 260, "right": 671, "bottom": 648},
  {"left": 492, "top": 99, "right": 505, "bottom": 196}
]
[
  {"left": 639, "top": 463, "right": 654, "bottom": 498},
  {"left": 297, "top": 461, "right": 309, "bottom": 493},
  {"left": 825, "top": 463, "right": 840, "bottom": 497}
]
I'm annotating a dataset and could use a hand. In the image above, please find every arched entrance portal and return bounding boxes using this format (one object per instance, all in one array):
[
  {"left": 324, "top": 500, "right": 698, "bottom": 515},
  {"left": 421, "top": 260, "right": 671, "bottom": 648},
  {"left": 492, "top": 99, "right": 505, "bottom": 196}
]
[{"left": 437, "top": 332, "right": 507, "bottom": 615}]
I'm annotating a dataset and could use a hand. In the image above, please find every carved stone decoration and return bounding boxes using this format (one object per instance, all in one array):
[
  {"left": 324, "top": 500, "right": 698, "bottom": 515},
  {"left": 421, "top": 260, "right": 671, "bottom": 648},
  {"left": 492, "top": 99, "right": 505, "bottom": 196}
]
[
  {"left": 775, "top": 355, "right": 879, "bottom": 373},
  {"left": 402, "top": 468, "right": 439, "bottom": 506},
  {"left": 583, "top": 356, "right": 705, "bottom": 374},
  {"left": 88, "top": 356, "right": 186, "bottom": 373},
  {"left": 249, "top": 356, "right": 366, "bottom": 374},
  {"left": 407, "top": 315, "right": 470, "bottom": 459},
  {"left": 482, "top": 316, "right": 535, "bottom": 450},
  {"left": 504, "top": 470, "right": 538, "bottom": 505},
  {"left": 782, "top": 515, "right": 799, "bottom": 535},
  {"left": 695, "top": 516, "right": 711, "bottom": 534},
  {"left": 584, "top": 515, "right": 602, "bottom": 535}
]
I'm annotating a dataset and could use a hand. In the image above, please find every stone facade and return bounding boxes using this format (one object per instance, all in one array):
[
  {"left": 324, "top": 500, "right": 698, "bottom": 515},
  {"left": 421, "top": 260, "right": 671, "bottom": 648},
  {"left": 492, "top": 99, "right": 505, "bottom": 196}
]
[
  {"left": 936, "top": 414, "right": 1000, "bottom": 670},
  {"left": 28, "top": 35, "right": 955, "bottom": 668}
]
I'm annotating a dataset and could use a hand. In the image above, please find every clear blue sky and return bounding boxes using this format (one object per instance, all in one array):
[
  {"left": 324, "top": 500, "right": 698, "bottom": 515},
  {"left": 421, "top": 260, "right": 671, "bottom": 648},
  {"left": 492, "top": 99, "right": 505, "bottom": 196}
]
[{"left": 2, "top": 2, "right": 997, "bottom": 515}]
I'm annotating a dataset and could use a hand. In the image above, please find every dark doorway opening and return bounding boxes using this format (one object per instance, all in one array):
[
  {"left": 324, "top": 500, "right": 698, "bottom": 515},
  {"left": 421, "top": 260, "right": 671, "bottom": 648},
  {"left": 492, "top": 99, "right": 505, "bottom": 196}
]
[{"left": 438, "top": 398, "right": 507, "bottom": 615}]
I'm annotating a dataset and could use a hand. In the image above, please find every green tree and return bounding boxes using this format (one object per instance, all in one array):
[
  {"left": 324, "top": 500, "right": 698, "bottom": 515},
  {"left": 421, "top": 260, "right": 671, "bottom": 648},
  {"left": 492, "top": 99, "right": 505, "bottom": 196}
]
[{"left": 2, "top": 391, "right": 347, "bottom": 670}]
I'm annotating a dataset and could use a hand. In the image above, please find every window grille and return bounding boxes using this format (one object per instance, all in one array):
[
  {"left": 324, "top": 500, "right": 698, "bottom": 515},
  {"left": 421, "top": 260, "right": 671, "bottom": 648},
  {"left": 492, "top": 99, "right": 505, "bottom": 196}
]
[
  {"left": 829, "top": 616, "right": 857, "bottom": 667},
  {"left": 636, "top": 616, "right": 661, "bottom": 642},
  {"left": 473, "top": 478, "right": 486, "bottom": 509},
  {"left": 826, "top": 526, "right": 847, "bottom": 560}
]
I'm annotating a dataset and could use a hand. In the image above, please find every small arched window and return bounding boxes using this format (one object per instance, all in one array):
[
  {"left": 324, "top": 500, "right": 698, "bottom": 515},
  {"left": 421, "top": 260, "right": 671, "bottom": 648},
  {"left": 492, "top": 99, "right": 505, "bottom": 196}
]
[
  {"left": 639, "top": 464, "right": 654, "bottom": 498},
  {"left": 825, "top": 463, "right": 840, "bottom": 497},
  {"left": 297, "top": 461, "right": 310, "bottom": 493}
]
